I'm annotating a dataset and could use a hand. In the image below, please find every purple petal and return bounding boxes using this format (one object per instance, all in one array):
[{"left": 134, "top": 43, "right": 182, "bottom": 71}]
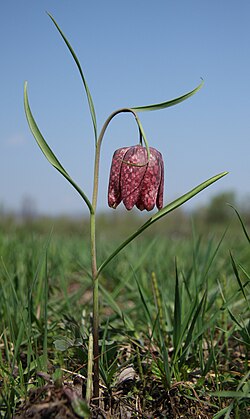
[
  {"left": 156, "top": 153, "right": 164, "bottom": 210},
  {"left": 136, "top": 147, "right": 163, "bottom": 211},
  {"left": 120, "top": 146, "right": 148, "bottom": 210},
  {"left": 108, "top": 147, "right": 129, "bottom": 208}
]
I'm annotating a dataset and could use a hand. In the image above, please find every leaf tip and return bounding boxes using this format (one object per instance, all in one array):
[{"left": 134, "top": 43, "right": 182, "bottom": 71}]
[{"left": 216, "top": 171, "right": 229, "bottom": 179}]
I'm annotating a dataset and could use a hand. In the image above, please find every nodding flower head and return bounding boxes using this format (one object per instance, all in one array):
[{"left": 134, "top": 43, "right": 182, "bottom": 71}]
[{"left": 108, "top": 145, "right": 164, "bottom": 211}]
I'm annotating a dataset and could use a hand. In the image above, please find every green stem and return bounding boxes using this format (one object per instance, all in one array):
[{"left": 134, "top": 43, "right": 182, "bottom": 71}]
[
  {"left": 151, "top": 271, "right": 166, "bottom": 338},
  {"left": 86, "top": 332, "right": 93, "bottom": 404},
  {"left": 92, "top": 277, "right": 99, "bottom": 401},
  {"left": 92, "top": 107, "right": 142, "bottom": 210},
  {"left": 90, "top": 210, "right": 99, "bottom": 402},
  {"left": 90, "top": 107, "right": 147, "bottom": 403}
]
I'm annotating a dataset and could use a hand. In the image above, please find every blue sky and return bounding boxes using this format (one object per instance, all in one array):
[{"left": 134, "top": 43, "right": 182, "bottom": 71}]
[{"left": 1, "top": 0, "right": 250, "bottom": 215}]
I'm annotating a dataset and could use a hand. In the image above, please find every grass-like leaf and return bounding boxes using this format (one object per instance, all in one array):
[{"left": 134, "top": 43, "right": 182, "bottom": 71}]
[
  {"left": 42, "top": 251, "right": 48, "bottom": 372},
  {"left": 179, "top": 290, "right": 207, "bottom": 364},
  {"left": 135, "top": 276, "right": 153, "bottom": 326},
  {"left": 211, "top": 370, "right": 250, "bottom": 418},
  {"left": 47, "top": 13, "right": 97, "bottom": 144},
  {"left": 97, "top": 171, "right": 228, "bottom": 276},
  {"left": 229, "top": 205, "right": 250, "bottom": 245},
  {"left": 99, "top": 284, "right": 123, "bottom": 318},
  {"left": 24, "top": 82, "right": 93, "bottom": 214},
  {"left": 173, "top": 261, "right": 181, "bottom": 350},
  {"left": 211, "top": 390, "right": 250, "bottom": 399},
  {"left": 160, "top": 336, "right": 171, "bottom": 388},
  {"left": 230, "top": 251, "right": 249, "bottom": 308},
  {"left": 131, "top": 79, "right": 204, "bottom": 112}
]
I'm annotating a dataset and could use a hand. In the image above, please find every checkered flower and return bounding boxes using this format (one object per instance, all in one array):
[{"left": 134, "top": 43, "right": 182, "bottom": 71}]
[{"left": 108, "top": 145, "right": 164, "bottom": 211}]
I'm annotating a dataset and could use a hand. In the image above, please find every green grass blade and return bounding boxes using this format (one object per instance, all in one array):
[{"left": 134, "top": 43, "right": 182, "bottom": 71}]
[
  {"left": 173, "top": 261, "right": 181, "bottom": 350},
  {"left": 202, "top": 228, "right": 228, "bottom": 283},
  {"left": 218, "top": 280, "right": 247, "bottom": 330},
  {"left": 100, "top": 319, "right": 109, "bottom": 369},
  {"left": 47, "top": 12, "right": 97, "bottom": 143},
  {"left": 97, "top": 172, "right": 228, "bottom": 276},
  {"left": 179, "top": 290, "right": 207, "bottom": 363},
  {"left": 202, "top": 332, "right": 219, "bottom": 376},
  {"left": 99, "top": 284, "right": 123, "bottom": 319},
  {"left": 24, "top": 82, "right": 93, "bottom": 213},
  {"left": 229, "top": 205, "right": 250, "bottom": 245},
  {"left": 211, "top": 370, "right": 250, "bottom": 414},
  {"left": 213, "top": 404, "right": 234, "bottom": 419},
  {"left": 211, "top": 390, "right": 250, "bottom": 399},
  {"left": 236, "top": 370, "right": 250, "bottom": 392},
  {"left": 100, "top": 283, "right": 136, "bottom": 332},
  {"left": 1, "top": 260, "right": 30, "bottom": 372},
  {"left": 151, "top": 272, "right": 166, "bottom": 337},
  {"left": 161, "top": 337, "right": 171, "bottom": 388},
  {"left": 230, "top": 251, "right": 249, "bottom": 307},
  {"left": 151, "top": 172, "right": 228, "bottom": 224},
  {"left": 131, "top": 80, "right": 204, "bottom": 112},
  {"left": 238, "top": 264, "right": 250, "bottom": 281},
  {"left": 227, "top": 309, "right": 243, "bottom": 329},
  {"left": 135, "top": 276, "right": 153, "bottom": 327},
  {"left": 42, "top": 251, "right": 49, "bottom": 372},
  {"left": 11, "top": 315, "right": 26, "bottom": 372}
]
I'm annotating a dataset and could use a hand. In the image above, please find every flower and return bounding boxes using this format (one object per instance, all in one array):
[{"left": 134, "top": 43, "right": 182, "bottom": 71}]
[{"left": 108, "top": 145, "right": 164, "bottom": 211}]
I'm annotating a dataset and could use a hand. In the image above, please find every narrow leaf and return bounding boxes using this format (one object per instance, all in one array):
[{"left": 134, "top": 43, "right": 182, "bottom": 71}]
[
  {"left": 173, "top": 261, "right": 181, "bottom": 349},
  {"left": 24, "top": 82, "right": 67, "bottom": 176},
  {"left": 24, "top": 82, "right": 93, "bottom": 213},
  {"left": 172, "top": 298, "right": 197, "bottom": 362},
  {"left": 131, "top": 80, "right": 204, "bottom": 112},
  {"left": 230, "top": 251, "right": 249, "bottom": 306},
  {"left": 227, "top": 309, "right": 244, "bottom": 329},
  {"left": 213, "top": 405, "right": 233, "bottom": 419},
  {"left": 99, "top": 284, "right": 123, "bottom": 318},
  {"left": 179, "top": 290, "right": 207, "bottom": 363},
  {"left": 151, "top": 172, "right": 228, "bottom": 225},
  {"left": 210, "top": 390, "right": 249, "bottom": 399},
  {"left": 161, "top": 338, "right": 171, "bottom": 387},
  {"left": 97, "top": 171, "right": 228, "bottom": 276},
  {"left": 135, "top": 276, "right": 153, "bottom": 326},
  {"left": 47, "top": 12, "right": 97, "bottom": 143},
  {"left": 229, "top": 205, "right": 250, "bottom": 245}
]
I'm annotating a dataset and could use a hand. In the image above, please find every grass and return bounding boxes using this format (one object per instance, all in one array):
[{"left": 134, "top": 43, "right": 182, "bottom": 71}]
[{"left": 0, "top": 212, "right": 249, "bottom": 418}]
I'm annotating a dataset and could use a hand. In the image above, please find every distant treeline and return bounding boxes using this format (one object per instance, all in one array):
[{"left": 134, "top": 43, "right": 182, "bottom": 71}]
[{"left": 1, "top": 191, "right": 250, "bottom": 238}]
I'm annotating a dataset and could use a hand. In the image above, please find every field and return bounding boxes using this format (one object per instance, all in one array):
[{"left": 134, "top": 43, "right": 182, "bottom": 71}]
[{"left": 0, "top": 208, "right": 249, "bottom": 418}]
